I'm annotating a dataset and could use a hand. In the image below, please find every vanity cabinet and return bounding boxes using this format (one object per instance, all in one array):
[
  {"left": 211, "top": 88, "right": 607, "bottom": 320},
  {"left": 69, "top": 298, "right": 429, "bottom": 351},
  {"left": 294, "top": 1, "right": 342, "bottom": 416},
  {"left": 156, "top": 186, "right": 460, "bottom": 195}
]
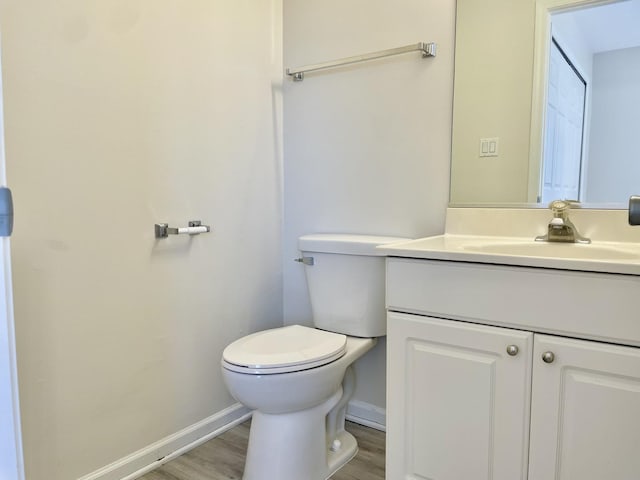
[{"left": 385, "top": 258, "right": 640, "bottom": 480}]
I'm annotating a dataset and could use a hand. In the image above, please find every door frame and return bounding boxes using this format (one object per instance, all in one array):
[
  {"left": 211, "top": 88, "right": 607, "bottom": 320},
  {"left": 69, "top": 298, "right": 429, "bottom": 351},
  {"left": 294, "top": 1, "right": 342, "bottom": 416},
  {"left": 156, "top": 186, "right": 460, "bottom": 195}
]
[{"left": 0, "top": 34, "right": 25, "bottom": 480}]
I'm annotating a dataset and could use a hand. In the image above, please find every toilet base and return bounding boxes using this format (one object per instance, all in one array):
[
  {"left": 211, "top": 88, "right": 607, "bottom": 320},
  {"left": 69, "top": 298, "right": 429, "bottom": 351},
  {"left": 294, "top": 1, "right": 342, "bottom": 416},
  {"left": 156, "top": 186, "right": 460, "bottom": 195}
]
[
  {"left": 326, "top": 429, "right": 358, "bottom": 478},
  {"left": 242, "top": 388, "right": 358, "bottom": 480}
]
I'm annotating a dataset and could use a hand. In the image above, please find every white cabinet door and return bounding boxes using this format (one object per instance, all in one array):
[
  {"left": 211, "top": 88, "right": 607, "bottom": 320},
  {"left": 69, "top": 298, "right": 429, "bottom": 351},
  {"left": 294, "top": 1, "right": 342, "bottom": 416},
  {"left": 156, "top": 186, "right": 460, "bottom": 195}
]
[
  {"left": 386, "top": 312, "right": 533, "bottom": 480},
  {"left": 529, "top": 334, "right": 640, "bottom": 480}
]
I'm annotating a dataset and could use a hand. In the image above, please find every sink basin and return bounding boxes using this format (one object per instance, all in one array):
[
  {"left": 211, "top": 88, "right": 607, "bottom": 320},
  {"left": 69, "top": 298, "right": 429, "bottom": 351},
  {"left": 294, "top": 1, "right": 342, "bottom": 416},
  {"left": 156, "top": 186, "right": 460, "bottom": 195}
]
[{"left": 463, "top": 242, "right": 640, "bottom": 260}]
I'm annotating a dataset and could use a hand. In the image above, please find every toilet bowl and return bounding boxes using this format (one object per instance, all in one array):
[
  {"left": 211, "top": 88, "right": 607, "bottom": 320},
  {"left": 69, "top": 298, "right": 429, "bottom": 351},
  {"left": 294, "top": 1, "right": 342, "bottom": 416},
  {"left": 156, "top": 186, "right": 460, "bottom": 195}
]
[{"left": 220, "top": 234, "right": 407, "bottom": 480}]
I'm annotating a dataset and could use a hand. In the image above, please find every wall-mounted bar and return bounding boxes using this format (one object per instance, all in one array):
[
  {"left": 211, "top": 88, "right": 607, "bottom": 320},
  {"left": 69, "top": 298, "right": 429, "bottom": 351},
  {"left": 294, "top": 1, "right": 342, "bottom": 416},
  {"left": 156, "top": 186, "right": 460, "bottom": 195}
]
[
  {"left": 286, "top": 42, "right": 436, "bottom": 81},
  {"left": 155, "top": 220, "right": 211, "bottom": 239}
]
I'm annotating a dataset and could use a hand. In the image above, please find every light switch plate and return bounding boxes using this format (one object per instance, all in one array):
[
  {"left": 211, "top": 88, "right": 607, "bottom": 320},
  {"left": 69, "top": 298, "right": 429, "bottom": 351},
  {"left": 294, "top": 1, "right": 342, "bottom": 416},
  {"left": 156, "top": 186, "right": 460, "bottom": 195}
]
[{"left": 479, "top": 137, "right": 499, "bottom": 157}]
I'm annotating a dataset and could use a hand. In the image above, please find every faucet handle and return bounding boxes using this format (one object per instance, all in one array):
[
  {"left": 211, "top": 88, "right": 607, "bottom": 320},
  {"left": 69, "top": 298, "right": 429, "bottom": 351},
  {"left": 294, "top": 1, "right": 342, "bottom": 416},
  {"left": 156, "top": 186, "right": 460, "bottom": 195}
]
[
  {"left": 548, "top": 199, "right": 571, "bottom": 218},
  {"left": 548, "top": 199, "right": 580, "bottom": 209}
]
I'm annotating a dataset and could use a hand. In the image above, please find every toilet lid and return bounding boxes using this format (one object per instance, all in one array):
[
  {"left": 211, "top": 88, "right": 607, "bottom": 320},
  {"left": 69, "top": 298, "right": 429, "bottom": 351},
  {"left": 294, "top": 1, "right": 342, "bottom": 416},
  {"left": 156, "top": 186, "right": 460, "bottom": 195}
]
[{"left": 222, "top": 325, "right": 347, "bottom": 374}]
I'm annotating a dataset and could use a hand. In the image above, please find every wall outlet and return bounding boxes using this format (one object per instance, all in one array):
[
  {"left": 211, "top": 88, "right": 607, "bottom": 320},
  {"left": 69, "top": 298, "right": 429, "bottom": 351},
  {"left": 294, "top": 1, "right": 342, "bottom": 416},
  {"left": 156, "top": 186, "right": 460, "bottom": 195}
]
[{"left": 479, "top": 137, "right": 499, "bottom": 157}]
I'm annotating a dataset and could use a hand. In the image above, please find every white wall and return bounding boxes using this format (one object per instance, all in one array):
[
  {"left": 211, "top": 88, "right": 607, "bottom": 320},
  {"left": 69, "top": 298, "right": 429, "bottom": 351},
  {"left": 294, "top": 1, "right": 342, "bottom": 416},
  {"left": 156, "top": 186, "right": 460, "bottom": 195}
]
[
  {"left": 283, "top": 0, "right": 455, "bottom": 417},
  {"left": 586, "top": 46, "right": 640, "bottom": 203},
  {"left": 0, "top": 1, "right": 283, "bottom": 479}
]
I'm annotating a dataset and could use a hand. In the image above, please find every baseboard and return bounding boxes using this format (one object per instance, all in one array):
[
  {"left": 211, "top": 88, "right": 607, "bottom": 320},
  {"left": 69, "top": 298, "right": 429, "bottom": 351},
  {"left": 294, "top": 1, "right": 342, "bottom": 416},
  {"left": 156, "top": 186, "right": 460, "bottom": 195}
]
[
  {"left": 78, "top": 403, "right": 252, "bottom": 480},
  {"left": 346, "top": 399, "right": 386, "bottom": 432}
]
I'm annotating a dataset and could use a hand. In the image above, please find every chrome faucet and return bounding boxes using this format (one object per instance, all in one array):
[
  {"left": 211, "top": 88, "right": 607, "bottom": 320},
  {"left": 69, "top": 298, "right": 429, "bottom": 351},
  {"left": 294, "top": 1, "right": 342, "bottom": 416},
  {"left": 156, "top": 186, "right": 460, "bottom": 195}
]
[{"left": 535, "top": 200, "right": 591, "bottom": 244}]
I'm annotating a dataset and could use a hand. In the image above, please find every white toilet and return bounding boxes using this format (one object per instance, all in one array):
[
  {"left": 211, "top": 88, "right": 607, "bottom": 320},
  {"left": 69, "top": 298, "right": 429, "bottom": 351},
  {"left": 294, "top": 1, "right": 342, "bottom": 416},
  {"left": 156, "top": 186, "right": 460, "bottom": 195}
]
[{"left": 220, "top": 233, "right": 405, "bottom": 480}]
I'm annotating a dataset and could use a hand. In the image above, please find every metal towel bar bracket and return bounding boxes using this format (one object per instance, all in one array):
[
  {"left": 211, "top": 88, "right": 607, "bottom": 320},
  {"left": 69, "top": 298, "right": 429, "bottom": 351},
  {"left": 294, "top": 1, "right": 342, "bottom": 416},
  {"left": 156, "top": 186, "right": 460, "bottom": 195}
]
[
  {"left": 286, "top": 41, "right": 436, "bottom": 81},
  {"left": 155, "top": 220, "right": 211, "bottom": 239}
]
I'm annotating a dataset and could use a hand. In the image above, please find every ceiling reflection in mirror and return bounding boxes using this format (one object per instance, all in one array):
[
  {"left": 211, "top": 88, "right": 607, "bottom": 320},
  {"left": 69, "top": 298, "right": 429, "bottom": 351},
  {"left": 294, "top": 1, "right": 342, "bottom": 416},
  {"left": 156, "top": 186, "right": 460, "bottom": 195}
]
[{"left": 450, "top": 0, "right": 640, "bottom": 208}]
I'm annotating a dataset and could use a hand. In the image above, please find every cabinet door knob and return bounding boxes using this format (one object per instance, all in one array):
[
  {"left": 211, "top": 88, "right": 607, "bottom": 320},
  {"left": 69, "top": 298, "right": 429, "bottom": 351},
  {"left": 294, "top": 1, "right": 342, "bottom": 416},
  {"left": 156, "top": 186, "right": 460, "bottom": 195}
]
[
  {"left": 542, "top": 351, "right": 555, "bottom": 363},
  {"left": 506, "top": 345, "right": 519, "bottom": 356}
]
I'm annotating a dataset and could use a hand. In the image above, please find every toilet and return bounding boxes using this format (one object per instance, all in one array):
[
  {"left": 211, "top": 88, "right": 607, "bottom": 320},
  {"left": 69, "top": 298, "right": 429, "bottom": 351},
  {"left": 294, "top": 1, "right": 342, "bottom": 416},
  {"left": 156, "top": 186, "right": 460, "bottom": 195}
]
[{"left": 220, "top": 233, "right": 406, "bottom": 480}]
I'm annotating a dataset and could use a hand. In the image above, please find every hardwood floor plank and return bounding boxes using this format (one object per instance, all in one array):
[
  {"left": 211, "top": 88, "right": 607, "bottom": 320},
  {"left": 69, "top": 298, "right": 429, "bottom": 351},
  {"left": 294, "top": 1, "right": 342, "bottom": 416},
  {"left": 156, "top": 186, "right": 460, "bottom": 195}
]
[{"left": 139, "top": 420, "right": 384, "bottom": 480}]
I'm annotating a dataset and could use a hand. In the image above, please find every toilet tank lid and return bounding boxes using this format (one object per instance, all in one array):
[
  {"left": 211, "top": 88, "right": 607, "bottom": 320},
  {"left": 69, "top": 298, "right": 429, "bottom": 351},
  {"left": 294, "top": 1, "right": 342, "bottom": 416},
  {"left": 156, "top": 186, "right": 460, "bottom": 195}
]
[{"left": 298, "top": 234, "right": 410, "bottom": 256}]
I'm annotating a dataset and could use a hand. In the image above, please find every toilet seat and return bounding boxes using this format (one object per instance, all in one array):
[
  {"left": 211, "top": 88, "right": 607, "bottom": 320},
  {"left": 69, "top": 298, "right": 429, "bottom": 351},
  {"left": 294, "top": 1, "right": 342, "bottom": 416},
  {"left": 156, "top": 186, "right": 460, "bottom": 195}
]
[{"left": 222, "top": 325, "right": 347, "bottom": 375}]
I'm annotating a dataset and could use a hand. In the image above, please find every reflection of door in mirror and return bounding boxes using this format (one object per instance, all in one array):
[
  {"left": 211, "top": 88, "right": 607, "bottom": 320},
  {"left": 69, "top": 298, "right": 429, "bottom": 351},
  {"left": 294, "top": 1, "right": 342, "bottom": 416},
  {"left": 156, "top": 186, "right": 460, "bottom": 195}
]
[
  {"left": 544, "top": 0, "right": 640, "bottom": 205},
  {"left": 532, "top": 0, "right": 640, "bottom": 206},
  {"left": 541, "top": 39, "right": 586, "bottom": 203}
]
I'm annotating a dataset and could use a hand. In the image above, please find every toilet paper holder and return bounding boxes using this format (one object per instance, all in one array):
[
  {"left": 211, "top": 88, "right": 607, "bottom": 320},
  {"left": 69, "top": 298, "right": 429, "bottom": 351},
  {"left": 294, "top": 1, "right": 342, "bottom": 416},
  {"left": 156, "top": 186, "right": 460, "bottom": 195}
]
[{"left": 155, "top": 220, "right": 211, "bottom": 238}]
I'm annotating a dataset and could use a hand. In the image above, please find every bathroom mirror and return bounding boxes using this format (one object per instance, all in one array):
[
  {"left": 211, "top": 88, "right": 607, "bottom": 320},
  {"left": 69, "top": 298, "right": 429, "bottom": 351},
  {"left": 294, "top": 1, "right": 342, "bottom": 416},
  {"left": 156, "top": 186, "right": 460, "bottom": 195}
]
[{"left": 450, "top": 0, "right": 640, "bottom": 208}]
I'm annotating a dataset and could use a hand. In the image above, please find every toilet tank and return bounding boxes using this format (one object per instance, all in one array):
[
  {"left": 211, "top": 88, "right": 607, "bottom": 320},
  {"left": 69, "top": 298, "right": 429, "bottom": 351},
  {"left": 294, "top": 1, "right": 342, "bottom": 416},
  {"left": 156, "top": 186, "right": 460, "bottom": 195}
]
[{"left": 298, "top": 234, "right": 408, "bottom": 337}]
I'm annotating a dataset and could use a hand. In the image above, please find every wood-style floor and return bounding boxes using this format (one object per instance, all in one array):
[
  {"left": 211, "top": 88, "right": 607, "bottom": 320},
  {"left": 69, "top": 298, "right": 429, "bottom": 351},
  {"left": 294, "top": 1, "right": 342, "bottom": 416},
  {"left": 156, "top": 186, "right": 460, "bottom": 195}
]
[{"left": 139, "top": 420, "right": 385, "bottom": 480}]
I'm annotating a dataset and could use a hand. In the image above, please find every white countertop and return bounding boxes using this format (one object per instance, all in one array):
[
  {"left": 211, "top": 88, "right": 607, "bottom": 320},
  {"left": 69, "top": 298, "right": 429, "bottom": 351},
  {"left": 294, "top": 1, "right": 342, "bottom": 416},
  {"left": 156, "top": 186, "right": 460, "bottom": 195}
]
[{"left": 377, "top": 234, "right": 640, "bottom": 275}]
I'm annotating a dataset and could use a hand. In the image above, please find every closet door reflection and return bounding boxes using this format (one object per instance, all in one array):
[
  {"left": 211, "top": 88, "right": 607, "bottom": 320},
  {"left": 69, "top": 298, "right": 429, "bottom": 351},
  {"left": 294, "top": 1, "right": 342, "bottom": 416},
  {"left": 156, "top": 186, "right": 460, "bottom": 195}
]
[{"left": 541, "top": 40, "right": 586, "bottom": 203}]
